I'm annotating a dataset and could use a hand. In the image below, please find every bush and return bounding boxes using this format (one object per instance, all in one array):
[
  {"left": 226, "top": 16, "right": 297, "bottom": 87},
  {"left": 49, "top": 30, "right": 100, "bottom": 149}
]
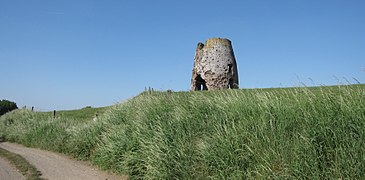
[{"left": 0, "top": 99, "right": 18, "bottom": 116}]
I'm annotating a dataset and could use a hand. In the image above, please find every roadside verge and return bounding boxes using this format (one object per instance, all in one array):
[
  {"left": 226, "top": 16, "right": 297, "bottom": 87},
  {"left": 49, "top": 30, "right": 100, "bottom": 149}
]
[{"left": 0, "top": 145, "right": 42, "bottom": 180}]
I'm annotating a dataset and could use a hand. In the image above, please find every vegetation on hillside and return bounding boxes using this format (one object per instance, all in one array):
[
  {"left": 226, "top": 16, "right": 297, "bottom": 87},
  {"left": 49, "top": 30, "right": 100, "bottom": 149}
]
[
  {"left": 0, "top": 85, "right": 364, "bottom": 179},
  {"left": 40, "top": 106, "right": 108, "bottom": 122}
]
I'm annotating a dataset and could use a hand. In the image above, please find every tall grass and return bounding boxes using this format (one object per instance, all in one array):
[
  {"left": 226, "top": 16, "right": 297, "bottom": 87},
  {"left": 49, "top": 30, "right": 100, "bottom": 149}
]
[{"left": 0, "top": 85, "right": 364, "bottom": 179}]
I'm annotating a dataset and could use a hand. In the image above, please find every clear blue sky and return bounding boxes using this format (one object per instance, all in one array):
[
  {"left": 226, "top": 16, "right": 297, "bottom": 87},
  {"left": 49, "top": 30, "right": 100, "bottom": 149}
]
[{"left": 1, "top": 0, "right": 364, "bottom": 110}]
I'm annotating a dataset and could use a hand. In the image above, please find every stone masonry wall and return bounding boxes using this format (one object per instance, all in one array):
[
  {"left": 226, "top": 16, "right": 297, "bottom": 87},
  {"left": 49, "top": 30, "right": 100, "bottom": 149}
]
[{"left": 191, "top": 38, "right": 239, "bottom": 90}]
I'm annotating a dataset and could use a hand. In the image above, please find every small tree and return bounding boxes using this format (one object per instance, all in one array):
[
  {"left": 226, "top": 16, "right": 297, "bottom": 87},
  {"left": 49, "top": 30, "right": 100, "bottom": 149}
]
[{"left": 0, "top": 99, "right": 18, "bottom": 116}]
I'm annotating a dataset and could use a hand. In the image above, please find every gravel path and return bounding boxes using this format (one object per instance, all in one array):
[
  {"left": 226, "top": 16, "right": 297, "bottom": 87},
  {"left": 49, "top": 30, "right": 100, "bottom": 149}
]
[
  {"left": 0, "top": 142, "right": 126, "bottom": 180},
  {"left": 0, "top": 157, "right": 26, "bottom": 180}
]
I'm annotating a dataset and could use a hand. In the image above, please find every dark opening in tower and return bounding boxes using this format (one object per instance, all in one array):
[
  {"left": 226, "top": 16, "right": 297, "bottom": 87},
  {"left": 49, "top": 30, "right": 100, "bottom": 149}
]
[{"left": 194, "top": 74, "right": 208, "bottom": 91}]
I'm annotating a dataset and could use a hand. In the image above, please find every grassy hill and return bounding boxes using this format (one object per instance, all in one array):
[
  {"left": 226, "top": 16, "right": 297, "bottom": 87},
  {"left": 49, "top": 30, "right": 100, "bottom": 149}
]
[
  {"left": 39, "top": 106, "right": 108, "bottom": 122},
  {"left": 1, "top": 84, "right": 364, "bottom": 179}
]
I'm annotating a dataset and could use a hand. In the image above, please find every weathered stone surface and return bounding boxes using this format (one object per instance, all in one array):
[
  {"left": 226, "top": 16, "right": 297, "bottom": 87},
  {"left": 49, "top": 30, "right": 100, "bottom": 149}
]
[{"left": 191, "top": 38, "right": 239, "bottom": 90}]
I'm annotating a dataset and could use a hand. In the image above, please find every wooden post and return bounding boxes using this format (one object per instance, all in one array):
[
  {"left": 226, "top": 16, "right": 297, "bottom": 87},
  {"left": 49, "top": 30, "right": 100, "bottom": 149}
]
[{"left": 53, "top": 110, "right": 56, "bottom": 118}]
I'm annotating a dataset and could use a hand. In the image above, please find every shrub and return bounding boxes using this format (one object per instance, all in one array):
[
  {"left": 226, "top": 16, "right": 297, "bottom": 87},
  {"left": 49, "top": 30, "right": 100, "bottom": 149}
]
[{"left": 0, "top": 99, "right": 18, "bottom": 116}]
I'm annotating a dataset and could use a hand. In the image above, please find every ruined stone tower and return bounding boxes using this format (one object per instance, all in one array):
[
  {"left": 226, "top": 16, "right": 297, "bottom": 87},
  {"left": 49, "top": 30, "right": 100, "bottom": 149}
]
[{"left": 191, "top": 38, "right": 239, "bottom": 90}]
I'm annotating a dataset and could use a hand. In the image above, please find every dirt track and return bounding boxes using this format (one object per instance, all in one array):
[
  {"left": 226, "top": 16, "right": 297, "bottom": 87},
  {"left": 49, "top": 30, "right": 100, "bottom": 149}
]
[
  {"left": 0, "top": 142, "right": 126, "bottom": 180},
  {"left": 0, "top": 157, "right": 26, "bottom": 180}
]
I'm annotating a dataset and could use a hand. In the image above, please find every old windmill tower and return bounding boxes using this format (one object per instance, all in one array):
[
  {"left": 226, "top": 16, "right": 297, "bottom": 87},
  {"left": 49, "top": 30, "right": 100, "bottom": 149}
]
[{"left": 191, "top": 38, "right": 239, "bottom": 90}]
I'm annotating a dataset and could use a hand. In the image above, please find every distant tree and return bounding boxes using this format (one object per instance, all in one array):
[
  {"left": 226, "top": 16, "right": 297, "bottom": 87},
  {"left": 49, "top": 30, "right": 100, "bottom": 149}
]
[{"left": 0, "top": 99, "right": 18, "bottom": 116}]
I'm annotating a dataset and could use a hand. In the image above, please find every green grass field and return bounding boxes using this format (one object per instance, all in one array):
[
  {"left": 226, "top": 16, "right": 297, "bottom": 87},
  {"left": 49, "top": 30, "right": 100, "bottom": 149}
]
[
  {"left": 1, "top": 84, "right": 364, "bottom": 179},
  {"left": 40, "top": 106, "right": 108, "bottom": 122}
]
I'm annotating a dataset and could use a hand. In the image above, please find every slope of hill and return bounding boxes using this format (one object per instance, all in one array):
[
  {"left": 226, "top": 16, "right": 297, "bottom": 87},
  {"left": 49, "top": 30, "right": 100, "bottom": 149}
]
[{"left": 0, "top": 85, "right": 364, "bottom": 179}]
